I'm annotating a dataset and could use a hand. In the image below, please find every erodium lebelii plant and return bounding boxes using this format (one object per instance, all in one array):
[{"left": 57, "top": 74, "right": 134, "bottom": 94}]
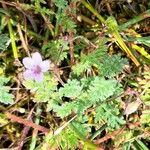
[{"left": 22, "top": 52, "right": 50, "bottom": 81}]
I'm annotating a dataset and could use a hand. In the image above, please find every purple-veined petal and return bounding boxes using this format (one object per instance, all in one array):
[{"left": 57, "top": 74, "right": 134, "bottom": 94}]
[
  {"left": 32, "top": 52, "right": 42, "bottom": 65},
  {"left": 22, "top": 57, "right": 34, "bottom": 69},
  {"left": 34, "top": 72, "right": 43, "bottom": 82},
  {"left": 23, "top": 70, "right": 34, "bottom": 80},
  {"left": 40, "top": 60, "right": 50, "bottom": 72}
]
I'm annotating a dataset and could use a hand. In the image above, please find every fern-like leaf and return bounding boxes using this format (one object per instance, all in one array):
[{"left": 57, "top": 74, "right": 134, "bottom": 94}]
[
  {"left": 54, "top": 0, "right": 68, "bottom": 10},
  {"left": 95, "top": 103, "right": 125, "bottom": 129},
  {"left": 59, "top": 79, "right": 83, "bottom": 98},
  {"left": 42, "top": 39, "right": 68, "bottom": 63},
  {"left": 53, "top": 102, "right": 75, "bottom": 118},
  {"left": 88, "top": 77, "right": 119, "bottom": 102},
  {"left": 23, "top": 75, "right": 58, "bottom": 103},
  {"left": 99, "top": 54, "right": 128, "bottom": 78}
]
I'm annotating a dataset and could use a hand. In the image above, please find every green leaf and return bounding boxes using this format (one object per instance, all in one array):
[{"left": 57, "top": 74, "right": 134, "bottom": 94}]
[
  {"left": 95, "top": 102, "right": 125, "bottom": 129},
  {"left": 70, "top": 121, "right": 90, "bottom": 137},
  {"left": 0, "top": 76, "right": 14, "bottom": 104},
  {"left": 59, "top": 79, "right": 83, "bottom": 98},
  {"left": 23, "top": 75, "right": 58, "bottom": 103},
  {"left": 56, "top": 13, "right": 76, "bottom": 33},
  {"left": 88, "top": 77, "right": 119, "bottom": 102},
  {"left": 126, "top": 36, "right": 150, "bottom": 47},
  {"left": 100, "top": 54, "right": 128, "bottom": 78},
  {"left": 53, "top": 102, "right": 75, "bottom": 118},
  {"left": 81, "top": 46, "right": 107, "bottom": 65},
  {"left": 140, "top": 110, "right": 150, "bottom": 125},
  {"left": 72, "top": 62, "right": 91, "bottom": 76},
  {"left": 61, "top": 127, "right": 78, "bottom": 150},
  {"left": 54, "top": 0, "right": 68, "bottom": 10},
  {"left": 44, "top": 127, "right": 78, "bottom": 150},
  {"left": 72, "top": 46, "right": 107, "bottom": 76},
  {"left": 0, "top": 34, "right": 9, "bottom": 51},
  {"left": 0, "top": 113, "right": 8, "bottom": 125},
  {"left": 22, "top": 1, "right": 54, "bottom": 17},
  {"left": 42, "top": 39, "right": 68, "bottom": 63}
]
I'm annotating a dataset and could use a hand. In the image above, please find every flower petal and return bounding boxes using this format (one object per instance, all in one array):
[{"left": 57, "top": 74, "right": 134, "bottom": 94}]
[
  {"left": 34, "top": 73, "right": 43, "bottom": 82},
  {"left": 22, "top": 57, "right": 34, "bottom": 69},
  {"left": 23, "top": 70, "right": 34, "bottom": 80},
  {"left": 40, "top": 60, "right": 50, "bottom": 72},
  {"left": 32, "top": 52, "right": 42, "bottom": 65}
]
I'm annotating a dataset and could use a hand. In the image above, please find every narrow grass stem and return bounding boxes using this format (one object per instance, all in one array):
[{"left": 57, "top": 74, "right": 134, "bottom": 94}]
[
  {"left": 81, "top": 0, "right": 105, "bottom": 23},
  {"left": 8, "top": 19, "right": 18, "bottom": 59},
  {"left": 119, "top": 9, "right": 150, "bottom": 30},
  {"left": 77, "top": 14, "right": 98, "bottom": 26}
]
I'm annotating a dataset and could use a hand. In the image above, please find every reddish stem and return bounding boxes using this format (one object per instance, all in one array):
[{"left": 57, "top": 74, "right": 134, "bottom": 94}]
[{"left": 5, "top": 112, "right": 50, "bottom": 134}]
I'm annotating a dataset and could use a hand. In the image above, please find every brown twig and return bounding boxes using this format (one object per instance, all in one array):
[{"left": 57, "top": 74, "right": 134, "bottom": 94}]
[
  {"left": 94, "top": 127, "right": 125, "bottom": 145},
  {"left": 5, "top": 112, "right": 50, "bottom": 134},
  {"left": 53, "top": 64, "right": 65, "bottom": 86},
  {"left": 17, "top": 23, "right": 30, "bottom": 56},
  {"left": 105, "top": 1, "right": 113, "bottom": 16},
  {"left": 18, "top": 107, "right": 35, "bottom": 150}
]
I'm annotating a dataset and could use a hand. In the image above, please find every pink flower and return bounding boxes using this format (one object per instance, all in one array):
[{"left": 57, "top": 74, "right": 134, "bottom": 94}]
[{"left": 22, "top": 52, "right": 50, "bottom": 82}]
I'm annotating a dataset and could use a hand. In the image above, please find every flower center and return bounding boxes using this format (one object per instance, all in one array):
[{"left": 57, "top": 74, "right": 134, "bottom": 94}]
[{"left": 33, "top": 65, "right": 42, "bottom": 74}]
